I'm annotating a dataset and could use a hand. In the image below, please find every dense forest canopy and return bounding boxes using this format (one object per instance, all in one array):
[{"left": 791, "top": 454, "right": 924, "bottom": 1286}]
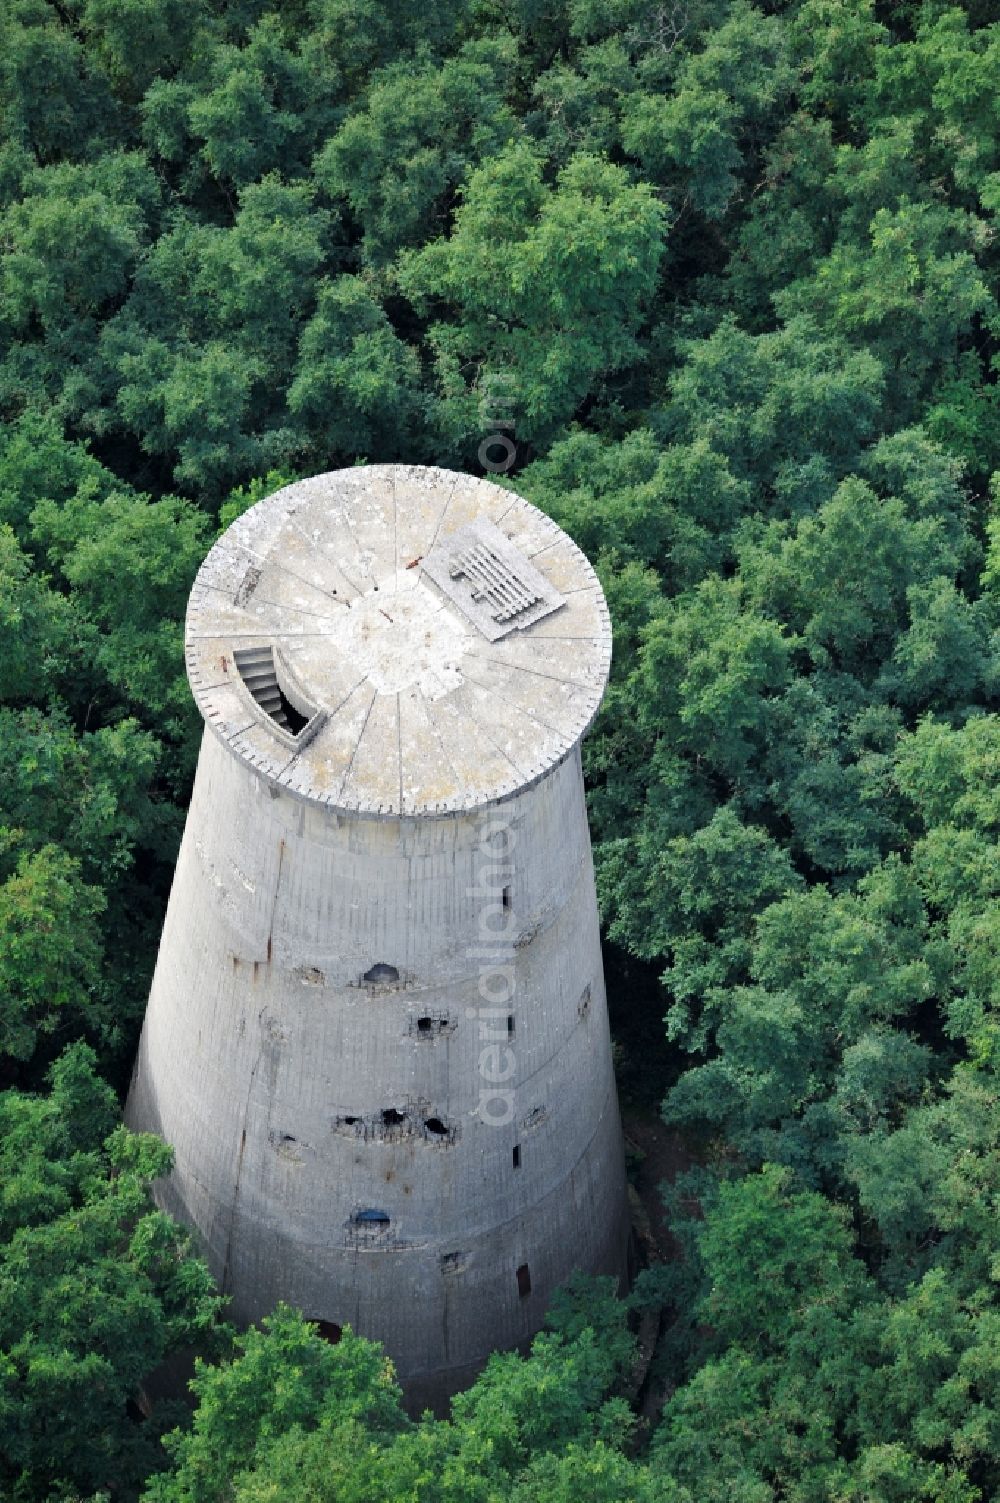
[{"left": 2, "top": 0, "right": 1000, "bottom": 1497}]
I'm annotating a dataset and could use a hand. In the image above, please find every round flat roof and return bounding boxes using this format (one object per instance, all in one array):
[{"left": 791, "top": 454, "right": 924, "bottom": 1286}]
[{"left": 185, "top": 465, "right": 612, "bottom": 815}]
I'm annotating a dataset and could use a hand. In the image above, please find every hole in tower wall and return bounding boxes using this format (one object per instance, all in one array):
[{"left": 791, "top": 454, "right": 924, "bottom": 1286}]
[
  {"left": 424, "top": 1116, "right": 448, "bottom": 1138},
  {"left": 382, "top": 1107, "right": 406, "bottom": 1127},
  {"left": 295, "top": 965, "right": 325, "bottom": 986},
  {"left": 507, "top": 1015, "right": 515, "bottom": 1037},
  {"left": 353, "top": 1208, "right": 390, "bottom": 1228},
  {"left": 503, "top": 885, "right": 511, "bottom": 911},
  {"left": 516, "top": 1263, "right": 531, "bottom": 1297},
  {"left": 413, "top": 1013, "right": 453, "bottom": 1038},
  {"left": 312, "top": 1319, "right": 342, "bottom": 1344},
  {"left": 363, "top": 962, "right": 400, "bottom": 986},
  {"left": 440, "top": 1249, "right": 470, "bottom": 1275},
  {"left": 512, "top": 1143, "right": 521, "bottom": 1168}
]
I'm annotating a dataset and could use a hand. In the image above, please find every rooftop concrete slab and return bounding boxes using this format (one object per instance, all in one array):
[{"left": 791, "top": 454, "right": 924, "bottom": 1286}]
[{"left": 186, "top": 465, "right": 613, "bottom": 816}]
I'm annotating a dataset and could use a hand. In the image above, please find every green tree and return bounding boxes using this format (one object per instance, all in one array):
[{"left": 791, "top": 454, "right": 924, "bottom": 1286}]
[
  {"left": 0, "top": 1044, "right": 228, "bottom": 1501},
  {"left": 145, "top": 1307, "right": 405, "bottom": 1503},
  {"left": 288, "top": 277, "right": 421, "bottom": 461},
  {"left": 29, "top": 484, "right": 210, "bottom": 741},
  {"left": 315, "top": 36, "right": 516, "bottom": 266},
  {"left": 0, "top": 839, "right": 106, "bottom": 1063},
  {"left": 148, "top": 1285, "right": 637, "bottom": 1503},
  {"left": 399, "top": 143, "right": 666, "bottom": 450},
  {"left": 620, "top": 0, "right": 795, "bottom": 218}
]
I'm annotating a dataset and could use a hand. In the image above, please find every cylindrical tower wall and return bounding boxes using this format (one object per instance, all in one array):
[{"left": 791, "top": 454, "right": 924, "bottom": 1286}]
[
  {"left": 126, "top": 463, "right": 631, "bottom": 1406},
  {"left": 128, "top": 727, "right": 628, "bottom": 1399}
]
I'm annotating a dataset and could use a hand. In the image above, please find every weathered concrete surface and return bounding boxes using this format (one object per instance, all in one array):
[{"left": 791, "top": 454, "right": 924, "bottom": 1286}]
[
  {"left": 184, "top": 465, "right": 612, "bottom": 814},
  {"left": 126, "top": 466, "right": 630, "bottom": 1406}
]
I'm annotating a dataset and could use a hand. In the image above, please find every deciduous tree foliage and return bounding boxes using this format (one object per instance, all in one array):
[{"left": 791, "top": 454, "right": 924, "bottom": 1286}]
[
  {"left": 0, "top": 1045, "right": 228, "bottom": 1502},
  {"left": 145, "top": 1283, "right": 638, "bottom": 1503},
  {"left": 2, "top": 0, "right": 1000, "bottom": 1497}
]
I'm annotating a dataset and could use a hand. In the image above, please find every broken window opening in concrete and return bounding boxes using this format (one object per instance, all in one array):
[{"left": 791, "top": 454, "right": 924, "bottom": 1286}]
[
  {"left": 382, "top": 1107, "right": 406, "bottom": 1127},
  {"left": 512, "top": 1143, "right": 521, "bottom": 1168},
  {"left": 424, "top": 1116, "right": 448, "bottom": 1137},
  {"left": 364, "top": 962, "right": 400, "bottom": 985},
  {"left": 517, "top": 1262, "right": 531, "bottom": 1296},
  {"left": 413, "top": 1013, "right": 452, "bottom": 1038},
  {"left": 503, "top": 885, "right": 511, "bottom": 910},
  {"left": 353, "top": 1208, "right": 390, "bottom": 1227},
  {"left": 507, "top": 1014, "right": 515, "bottom": 1037},
  {"left": 313, "top": 1319, "right": 342, "bottom": 1344}
]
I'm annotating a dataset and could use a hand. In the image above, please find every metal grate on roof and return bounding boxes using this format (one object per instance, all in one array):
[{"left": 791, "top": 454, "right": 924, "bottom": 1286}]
[{"left": 422, "top": 518, "right": 565, "bottom": 641}]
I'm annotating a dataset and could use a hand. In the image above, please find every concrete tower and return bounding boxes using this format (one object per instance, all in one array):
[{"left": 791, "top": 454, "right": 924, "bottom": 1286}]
[{"left": 126, "top": 464, "right": 630, "bottom": 1406}]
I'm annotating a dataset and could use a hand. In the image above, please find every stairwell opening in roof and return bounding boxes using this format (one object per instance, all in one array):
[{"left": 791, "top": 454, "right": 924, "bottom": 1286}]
[{"left": 233, "top": 645, "right": 315, "bottom": 737}]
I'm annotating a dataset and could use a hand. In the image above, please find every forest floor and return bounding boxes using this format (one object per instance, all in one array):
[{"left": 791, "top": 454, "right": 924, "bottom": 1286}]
[
  {"left": 619, "top": 1102, "right": 699, "bottom": 1427},
  {"left": 623, "top": 1104, "right": 695, "bottom": 1262}
]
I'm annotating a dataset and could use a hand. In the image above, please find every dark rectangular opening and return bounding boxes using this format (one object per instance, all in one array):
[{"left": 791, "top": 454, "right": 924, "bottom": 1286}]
[
  {"left": 512, "top": 1144, "right": 521, "bottom": 1169},
  {"left": 503, "top": 885, "right": 511, "bottom": 910},
  {"left": 516, "top": 1262, "right": 531, "bottom": 1297},
  {"left": 507, "top": 1014, "right": 515, "bottom": 1037}
]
